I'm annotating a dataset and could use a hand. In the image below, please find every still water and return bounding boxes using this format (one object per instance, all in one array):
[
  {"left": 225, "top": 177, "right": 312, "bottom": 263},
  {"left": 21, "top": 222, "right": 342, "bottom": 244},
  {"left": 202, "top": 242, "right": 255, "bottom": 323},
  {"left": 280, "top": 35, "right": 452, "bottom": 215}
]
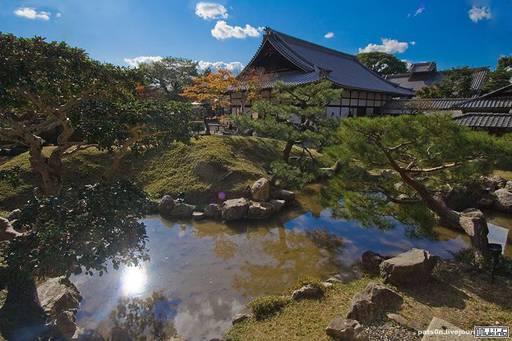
[{"left": 72, "top": 186, "right": 511, "bottom": 340}]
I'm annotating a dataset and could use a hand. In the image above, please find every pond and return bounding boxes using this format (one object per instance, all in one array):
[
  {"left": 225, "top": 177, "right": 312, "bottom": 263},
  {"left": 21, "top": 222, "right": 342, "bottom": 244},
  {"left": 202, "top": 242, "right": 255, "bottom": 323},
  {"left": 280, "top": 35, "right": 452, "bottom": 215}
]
[{"left": 72, "top": 186, "right": 512, "bottom": 340}]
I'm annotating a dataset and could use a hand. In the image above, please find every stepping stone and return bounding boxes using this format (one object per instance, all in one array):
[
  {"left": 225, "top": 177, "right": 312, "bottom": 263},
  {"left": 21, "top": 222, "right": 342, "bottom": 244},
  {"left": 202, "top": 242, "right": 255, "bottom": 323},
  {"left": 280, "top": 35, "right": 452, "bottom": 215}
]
[{"left": 421, "top": 317, "right": 473, "bottom": 341}]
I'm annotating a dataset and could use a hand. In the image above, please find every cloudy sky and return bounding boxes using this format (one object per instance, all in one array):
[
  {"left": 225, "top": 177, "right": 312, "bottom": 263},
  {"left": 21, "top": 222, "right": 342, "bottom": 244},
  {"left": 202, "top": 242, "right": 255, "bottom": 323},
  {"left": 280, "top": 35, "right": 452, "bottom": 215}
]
[{"left": 1, "top": 0, "right": 511, "bottom": 71}]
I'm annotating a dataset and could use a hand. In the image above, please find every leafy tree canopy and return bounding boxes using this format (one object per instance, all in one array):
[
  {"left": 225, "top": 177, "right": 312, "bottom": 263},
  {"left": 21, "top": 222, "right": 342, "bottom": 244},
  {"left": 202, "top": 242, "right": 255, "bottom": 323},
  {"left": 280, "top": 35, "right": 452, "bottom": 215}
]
[
  {"left": 483, "top": 56, "right": 512, "bottom": 93},
  {"left": 325, "top": 115, "right": 512, "bottom": 232},
  {"left": 416, "top": 67, "right": 475, "bottom": 98},
  {"left": 0, "top": 34, "right": 191, "bottom": 194},
  {"left": 356, "top": 52, "right": 408, "bottom": 75},
  {"left": 7, "top": 180, "right": 149, "bottom": 278},
  {"left": 138, "top": 57, "right": 199, "bottom": 101},
  {"left": 235, "top": 80, "right": 341, "bottom": 162},
  {"left": 181, "top": 69, "right": 236, "bottom": 111}
]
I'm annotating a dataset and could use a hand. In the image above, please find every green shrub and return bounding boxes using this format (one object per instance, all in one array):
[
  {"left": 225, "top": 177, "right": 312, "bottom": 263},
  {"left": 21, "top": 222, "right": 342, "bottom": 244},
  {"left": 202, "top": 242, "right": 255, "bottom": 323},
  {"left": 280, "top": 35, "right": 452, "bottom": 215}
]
[
  {"left": 270, "top": 161, "right": 316, "bottom": 189},
  {"left": 248, "top": 295, "right": 289, "bottom": 320}
]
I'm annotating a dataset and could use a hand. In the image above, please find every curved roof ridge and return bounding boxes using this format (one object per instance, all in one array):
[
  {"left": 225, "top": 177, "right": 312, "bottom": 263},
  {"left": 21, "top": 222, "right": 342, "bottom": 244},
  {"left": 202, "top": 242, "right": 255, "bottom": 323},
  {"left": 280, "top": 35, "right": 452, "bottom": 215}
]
[{"left": 267, "top": 27, "right": 356, "bottom": 61}]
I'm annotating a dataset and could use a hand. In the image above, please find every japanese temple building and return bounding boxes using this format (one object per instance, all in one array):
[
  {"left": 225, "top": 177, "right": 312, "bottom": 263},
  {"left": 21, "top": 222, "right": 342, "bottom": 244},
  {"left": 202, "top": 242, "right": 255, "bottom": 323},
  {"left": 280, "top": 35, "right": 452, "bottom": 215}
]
[{"left": 231, "top": 28, "right": 414, "bottom": 118}]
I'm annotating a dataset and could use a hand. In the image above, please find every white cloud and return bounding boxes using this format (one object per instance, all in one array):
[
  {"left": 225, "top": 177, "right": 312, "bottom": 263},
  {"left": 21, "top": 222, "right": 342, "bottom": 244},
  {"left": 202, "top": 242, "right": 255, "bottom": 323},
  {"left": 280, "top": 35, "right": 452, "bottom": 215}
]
[
  {"left": 359, "top": 38, "right": 410, "bottom": 54},
  {"left": 14, "top": 7, "right": 51, "bottom": 20},
  {"left": 414, "top": 7, "right": 425, "bottom": 16},
  {"left": 195, "top": 2, "right": 228, "bottom": 20},
  {"left": 324, "top": 32, "right": 334, "bottom": 39},
  {"left": 124, "top": 56, "right": 163, "bottom": 67},
  {"left": 468, "top": 6, "right": 491, "bottom": 23},
  {"left": 198, "top": 60, "right": 244, "bottom": 74},
  {"left": 211, "top": 20, "right": 262, "bottom": 40}
]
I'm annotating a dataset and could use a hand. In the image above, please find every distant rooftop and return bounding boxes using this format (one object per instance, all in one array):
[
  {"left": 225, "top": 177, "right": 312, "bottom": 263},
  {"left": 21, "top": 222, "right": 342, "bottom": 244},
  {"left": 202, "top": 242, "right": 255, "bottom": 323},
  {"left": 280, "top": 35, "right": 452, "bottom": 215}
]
[{"left": 386, "top": 62, "right": 489, "bottom": 95}]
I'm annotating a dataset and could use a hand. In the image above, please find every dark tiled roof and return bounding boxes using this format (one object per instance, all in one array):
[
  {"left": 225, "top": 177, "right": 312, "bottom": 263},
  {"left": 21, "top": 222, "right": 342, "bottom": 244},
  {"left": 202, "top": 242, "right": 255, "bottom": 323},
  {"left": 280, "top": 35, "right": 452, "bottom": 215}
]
[
  {"left": 410, "top": 62, "right": 437, "bottom": 73},
  {"left": 457, "top": 97, "right": 512, "bottom": 111},
  {"left": 385, "top": 67, "right": 489, "bottom": 93},
  {"left": 243, "top": 28, "right": 414, "bottom": 96},
  {"left": 381, "top": 98, "right": 467, "bottom": 113},
  {"left": 262, "top": 71, "right": 321, "bottom": 88},
  {"left": 454, "top": 113, "right": 512, "bottom": 129}
]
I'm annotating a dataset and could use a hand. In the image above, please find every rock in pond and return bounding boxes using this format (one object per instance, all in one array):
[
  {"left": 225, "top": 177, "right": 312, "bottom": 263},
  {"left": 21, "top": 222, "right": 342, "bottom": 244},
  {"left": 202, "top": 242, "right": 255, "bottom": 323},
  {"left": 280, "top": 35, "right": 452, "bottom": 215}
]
[
  {"left": 222, "top": 198, "right": 249, "bottom": 221},
  {"left": 380, "top": 248, "right": 437, "bottom": 287},
  {"left": 361, "top": 251, "right": 386, "bottom": 275},
  {"left": 37, "top": 277, "right": 82, "bottom": 338},
  {"left": 346, "top": 282, "right": 403, "bottom": 323},
  {"left": 158, "top": 195, "right": 175, "bottom": 216},
  {"left": 232, "top": 313, "right": 253, "bottom": 325},
  {"left": 205, "top": 203, "right": 221, "bottom": 219},
  {"left": 291, "top": 284, "right": 324, "bottom": 300},
  {"left": 269, "top": 199, "right": 286, "bottom": 212},
  {"left": 248, "top": 201, "right": 274, "bottom": 220},
  {"left": 169, "top": 203, "right": 196, "bottom": 219},
  {"left": 271, "top": 189, "right": 295, "bottom": 201},
  {"left": 192, "top": 211, "right": 206, "bottom": 220},
  {"left": 494, "top": 188, "right": 512, "bottom": 213},
  {"left": 326, "top": 317, "right": 368, "bottom": 340},
  {"left": 251, "top": 178, "right": 270, "bottom": 201}
]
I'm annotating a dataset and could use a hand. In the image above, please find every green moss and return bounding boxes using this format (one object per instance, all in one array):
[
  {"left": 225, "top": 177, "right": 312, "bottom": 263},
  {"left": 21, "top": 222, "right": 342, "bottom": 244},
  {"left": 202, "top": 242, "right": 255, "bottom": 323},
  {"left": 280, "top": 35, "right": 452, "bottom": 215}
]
[
  {"left": 0, "top": 135, "right": 330, "bottom": 212},
  {"left": 226, "top": 277, "right": 371, "bottom": 341},
  {"left": 248, "top": 295, "right": 290, "bottom": 320}
]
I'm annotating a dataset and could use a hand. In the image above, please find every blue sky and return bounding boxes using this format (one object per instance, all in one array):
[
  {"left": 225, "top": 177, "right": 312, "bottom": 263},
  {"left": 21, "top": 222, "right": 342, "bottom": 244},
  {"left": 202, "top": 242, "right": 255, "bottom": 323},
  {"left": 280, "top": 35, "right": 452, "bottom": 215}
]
[{"left": 1, "top": 0, "right": 511, "bottom": 71}]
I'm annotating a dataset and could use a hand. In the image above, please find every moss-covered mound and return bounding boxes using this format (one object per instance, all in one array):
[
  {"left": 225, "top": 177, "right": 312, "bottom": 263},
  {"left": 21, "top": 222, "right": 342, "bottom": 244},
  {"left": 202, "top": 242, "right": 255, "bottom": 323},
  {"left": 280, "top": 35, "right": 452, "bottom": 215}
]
[{"left": 0, "top": 135, "right": 326, "bottom": 213}]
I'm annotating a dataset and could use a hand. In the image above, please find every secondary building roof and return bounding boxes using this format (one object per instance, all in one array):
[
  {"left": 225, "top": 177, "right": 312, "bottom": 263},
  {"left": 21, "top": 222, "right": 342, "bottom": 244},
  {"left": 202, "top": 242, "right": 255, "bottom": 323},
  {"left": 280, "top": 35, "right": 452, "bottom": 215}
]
[
  {"left": 453, "top": 113, "right": 512, "bottom": 131},
  {"left": 241, "top": 28, "right": 414, "bottom": 97},
  {"left": 385, "top": 62, "right": 489, "bottom": 95}
]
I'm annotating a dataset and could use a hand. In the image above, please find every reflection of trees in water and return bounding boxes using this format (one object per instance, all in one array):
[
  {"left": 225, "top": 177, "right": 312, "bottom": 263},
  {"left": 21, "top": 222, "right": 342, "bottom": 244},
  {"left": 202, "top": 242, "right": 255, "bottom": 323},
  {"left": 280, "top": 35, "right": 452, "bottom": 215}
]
[
  {"left": 109, "top": 292, "right": 178, "bottom": 341},
  {"left": 189, "top": 218, "right": 346, "bottom": 297},
  {"left": 232, "top": 227, "right": 343, "bottom": 297},
  {"left": 321, "top": 176, "right": 437, "bottom": 239},
  {"left": 0, "top": 181, "right": 150, "bottom": 340}
]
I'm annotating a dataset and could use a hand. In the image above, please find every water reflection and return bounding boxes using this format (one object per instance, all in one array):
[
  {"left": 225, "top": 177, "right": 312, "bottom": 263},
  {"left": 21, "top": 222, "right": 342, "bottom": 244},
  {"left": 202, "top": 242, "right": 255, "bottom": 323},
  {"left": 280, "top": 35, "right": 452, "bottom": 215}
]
[{"left": 72, "top": 186, "right": 509, "bottom": 341}]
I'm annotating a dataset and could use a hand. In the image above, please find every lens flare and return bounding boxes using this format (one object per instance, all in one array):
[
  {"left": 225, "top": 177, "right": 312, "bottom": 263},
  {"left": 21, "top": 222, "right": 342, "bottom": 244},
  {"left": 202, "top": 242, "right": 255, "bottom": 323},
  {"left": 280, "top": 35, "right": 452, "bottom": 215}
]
[{"left": 121, "top": 266, "right": 147, "bottom": 296}]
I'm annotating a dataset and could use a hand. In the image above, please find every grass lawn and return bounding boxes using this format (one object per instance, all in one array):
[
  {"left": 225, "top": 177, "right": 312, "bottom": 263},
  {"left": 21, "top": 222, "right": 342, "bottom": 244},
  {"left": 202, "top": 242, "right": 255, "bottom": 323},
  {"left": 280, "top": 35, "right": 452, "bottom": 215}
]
[
  {"left": 0, "top": 135, "right": 329, "bottom": 212},
  {"left": 226, "top": 262, "right": 512, "bottom": 341}
]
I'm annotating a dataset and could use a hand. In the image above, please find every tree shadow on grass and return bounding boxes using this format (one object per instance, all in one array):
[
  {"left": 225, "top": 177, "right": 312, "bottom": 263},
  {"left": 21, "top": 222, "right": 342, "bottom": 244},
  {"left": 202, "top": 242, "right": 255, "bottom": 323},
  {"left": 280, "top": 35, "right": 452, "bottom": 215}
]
[
  {"left": 399, "top": 275, "right": 469, "bottom": 309},
  {"left": 437, "top": 262, "right": 512, "bottom": 311}
]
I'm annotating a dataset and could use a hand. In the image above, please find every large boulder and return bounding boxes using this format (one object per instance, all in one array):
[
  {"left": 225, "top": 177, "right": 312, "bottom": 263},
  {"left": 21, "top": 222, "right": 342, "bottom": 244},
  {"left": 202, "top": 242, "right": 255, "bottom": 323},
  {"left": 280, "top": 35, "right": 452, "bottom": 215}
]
[
  {"left": 494, "top": 188, "right": 512, "bottom": 213},
  {"left": 326, "top": 317, "right": 367, "bottom": 340},
  {"left": 221, "top": 198, "right": 249, "bottom": 221},
  {"left": 360, "top": 251, "right": 386, "bottom": 275},
  {"left": 251, "top": 178, "right": 270, "bottom": 201},
  {"left": 379, "top": 248, "right": 438, "bottom": 287},
  {"left": 346, "top": 283, "right": 403, "bottom": 323},
  {"left": 248, "top": 202, "right": 274, "bottom": 220},
  {"left": 37, "top": 277, "right": 82, "bottom": 338},
  {"left": 158, "top": 195, "right": 175, "bottom": 216}
]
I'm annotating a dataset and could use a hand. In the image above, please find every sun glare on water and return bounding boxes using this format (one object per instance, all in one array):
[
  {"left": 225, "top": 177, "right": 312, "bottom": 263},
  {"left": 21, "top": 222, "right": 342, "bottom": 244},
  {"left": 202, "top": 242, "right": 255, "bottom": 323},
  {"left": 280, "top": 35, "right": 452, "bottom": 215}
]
[{"left": 121, "top": 266, "right": 148, "bottom": 296}]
